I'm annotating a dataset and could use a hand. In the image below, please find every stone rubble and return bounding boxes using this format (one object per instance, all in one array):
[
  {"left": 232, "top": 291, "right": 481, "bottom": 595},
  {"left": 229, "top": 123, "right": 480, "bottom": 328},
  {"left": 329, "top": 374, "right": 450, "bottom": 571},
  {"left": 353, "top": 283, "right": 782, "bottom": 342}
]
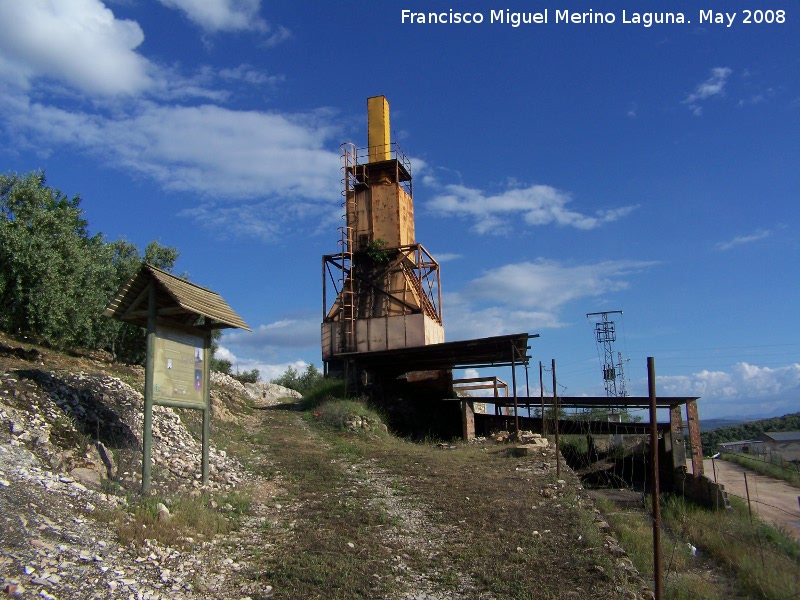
[
  {"left": 1, "top": 347, "right": 651, "bottom": 599},
  {"left": 0, "top": 366, "right": 278, "bottom": 599}
]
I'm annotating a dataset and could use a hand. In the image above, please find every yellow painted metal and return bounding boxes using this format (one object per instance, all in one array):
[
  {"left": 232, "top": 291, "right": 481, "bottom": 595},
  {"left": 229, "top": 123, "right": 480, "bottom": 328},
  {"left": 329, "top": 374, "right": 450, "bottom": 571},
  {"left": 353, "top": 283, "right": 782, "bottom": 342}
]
[{"left": 367, "top": 95, "right": 391, "bottom": 162}]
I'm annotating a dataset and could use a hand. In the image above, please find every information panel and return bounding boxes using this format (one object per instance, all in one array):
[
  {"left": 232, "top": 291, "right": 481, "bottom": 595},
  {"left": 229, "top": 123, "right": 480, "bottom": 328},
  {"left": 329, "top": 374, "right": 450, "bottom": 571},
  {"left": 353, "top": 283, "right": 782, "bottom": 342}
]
[{"left": 153, "top": 324, "right": 206, "bottom": 407}]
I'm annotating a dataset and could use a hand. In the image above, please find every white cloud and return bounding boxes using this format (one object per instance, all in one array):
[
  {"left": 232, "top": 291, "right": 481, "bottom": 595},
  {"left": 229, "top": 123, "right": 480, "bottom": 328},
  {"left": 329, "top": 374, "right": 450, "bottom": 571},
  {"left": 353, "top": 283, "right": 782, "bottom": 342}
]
[
  {"left": 444, "top": 303, "right": 565, "bottom": 341},
  {"left": 182, "top": 201, "right": 327, "bottom": 242},
  {"left": 0, "top": 0, "right": 339, "bottom": 238},
  {"left": 684, "top": 67, "right": 732, "bottom": 116},
  {"left": 215, "top": 345, "right": 309, "bottom": 381},
  {"left": 3, "top": 99, "right": 341, "bottom": 203},
  {"left": 225, "top": 317, "right": 321, "bottom": 351},
  {"left": 658, "top": 362, "right": 800, "bottom": 418},
  {"left": 0, "top": 0, "right": 152, "bottom": 95},
  {"left": 218, "top": 65, "right": 283, "bottom": 86},
  {"left": 158, "top": 0, "right": 266, "bottom": 32},
  {"left": 427, "top": 183, "right": 637, "bottom": 234},
  {"left": 431, "top": 253, "right": 462, "bottom": 263},
  {"left": 716, "top": 229, "right": 771, "bottom": 251},
  {"left": 443, "top": 259, "right": 657, "bottom": 340},
  {"left": 459, "top": 259, "right": 657, "bottom": 312},
  {"left": 216, "top": 317, "right": 321, "bottom": 380}
]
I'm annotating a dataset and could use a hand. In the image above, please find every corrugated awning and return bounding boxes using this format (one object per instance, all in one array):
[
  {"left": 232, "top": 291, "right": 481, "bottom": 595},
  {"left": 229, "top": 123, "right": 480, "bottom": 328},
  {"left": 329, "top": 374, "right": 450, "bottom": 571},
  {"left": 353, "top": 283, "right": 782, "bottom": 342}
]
[
  {"left": 334, "top": 333, "right": 536, "bottom": 376},
  {"left": 484, "top": 396, "right": 700, "bottom": 409},
  {"left": 103, "top": 264, "right": 250, "bottom": 331}
]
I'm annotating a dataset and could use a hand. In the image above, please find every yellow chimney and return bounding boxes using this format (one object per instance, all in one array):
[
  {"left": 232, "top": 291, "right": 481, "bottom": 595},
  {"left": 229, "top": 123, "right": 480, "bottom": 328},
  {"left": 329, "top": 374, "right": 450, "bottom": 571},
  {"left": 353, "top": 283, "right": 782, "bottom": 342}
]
[{"left": 367, "top": 95, "right": 391, "bottom": 162}]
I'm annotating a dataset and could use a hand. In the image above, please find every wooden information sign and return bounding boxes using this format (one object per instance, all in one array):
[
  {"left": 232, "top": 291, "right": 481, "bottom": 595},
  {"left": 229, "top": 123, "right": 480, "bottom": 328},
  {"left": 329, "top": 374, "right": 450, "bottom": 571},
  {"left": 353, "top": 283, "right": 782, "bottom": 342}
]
[{"left": 104, "top": 264, "right": 249, "bottom": 492}]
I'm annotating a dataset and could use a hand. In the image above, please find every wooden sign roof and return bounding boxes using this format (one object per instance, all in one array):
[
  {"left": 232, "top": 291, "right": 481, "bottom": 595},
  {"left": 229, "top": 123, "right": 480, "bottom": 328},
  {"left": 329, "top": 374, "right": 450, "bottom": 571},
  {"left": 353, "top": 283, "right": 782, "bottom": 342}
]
[{"left": 103, "top": 264, "right": 250, "bottom": 331}]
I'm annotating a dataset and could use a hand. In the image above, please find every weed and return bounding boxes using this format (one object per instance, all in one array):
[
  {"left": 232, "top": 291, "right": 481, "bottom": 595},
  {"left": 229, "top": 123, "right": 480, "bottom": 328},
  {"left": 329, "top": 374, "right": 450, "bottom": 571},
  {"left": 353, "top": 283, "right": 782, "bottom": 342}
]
[
  {"left": 720, "top": 453, "right": 800, "bottom": 488},
  {"left": 310, "top": 398, "right": 387, "bottom": 437},
  {"left": 115, "top": 490, "right": 248, "bottom": 549},
  {"left": 596, "top": 492, "right": 800, "bottom": 600},
  {"left": 299, "top": 378, "right": 347, "bottom": 410}
]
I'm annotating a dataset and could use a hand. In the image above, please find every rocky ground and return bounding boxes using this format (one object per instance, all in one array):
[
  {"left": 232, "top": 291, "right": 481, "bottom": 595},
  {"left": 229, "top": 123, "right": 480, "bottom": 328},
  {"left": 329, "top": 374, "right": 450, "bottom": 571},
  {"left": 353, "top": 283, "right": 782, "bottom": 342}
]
[
  {"left": 0, "top": 339, "right": 295, "bottom": 600},
  {"left": 0, "top": 337, "right": 649, "bottom": 599}
]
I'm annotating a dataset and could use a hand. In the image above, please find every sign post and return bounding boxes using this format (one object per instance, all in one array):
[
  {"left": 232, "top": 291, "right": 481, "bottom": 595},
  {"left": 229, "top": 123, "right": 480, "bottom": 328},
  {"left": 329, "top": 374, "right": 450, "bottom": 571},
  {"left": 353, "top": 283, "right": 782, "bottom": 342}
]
[{"left": 103, "top": 264, "right": 249, "bottom": 494}]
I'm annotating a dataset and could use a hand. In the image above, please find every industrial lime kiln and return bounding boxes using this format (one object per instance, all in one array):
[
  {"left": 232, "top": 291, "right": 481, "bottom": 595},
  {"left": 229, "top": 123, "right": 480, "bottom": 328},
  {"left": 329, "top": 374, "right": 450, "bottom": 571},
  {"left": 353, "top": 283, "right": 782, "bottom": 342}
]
[{"left": 322, "top": 96, "right": 444, "bottom": 373}]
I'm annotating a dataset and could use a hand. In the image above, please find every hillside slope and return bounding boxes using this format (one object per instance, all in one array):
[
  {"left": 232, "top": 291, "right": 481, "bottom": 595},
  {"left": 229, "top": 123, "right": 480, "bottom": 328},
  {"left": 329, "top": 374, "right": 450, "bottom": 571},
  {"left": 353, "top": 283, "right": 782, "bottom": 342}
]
[
  {"left": 701, "top": 412, "right": 800, "bottom": 455},
  {"left": 0, "top": 335, "right": 648, "bottom": 599}
]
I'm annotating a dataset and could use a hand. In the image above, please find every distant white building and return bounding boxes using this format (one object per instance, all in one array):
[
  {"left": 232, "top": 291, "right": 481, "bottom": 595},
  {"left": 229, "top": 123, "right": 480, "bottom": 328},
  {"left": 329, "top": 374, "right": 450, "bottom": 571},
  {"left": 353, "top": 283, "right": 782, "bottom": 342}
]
[
  {"left": 758, "top": 431, "right": 800, "bottom": 462},
  {"left": 717, "top": 439, "right": 765, "bottom": 455}
]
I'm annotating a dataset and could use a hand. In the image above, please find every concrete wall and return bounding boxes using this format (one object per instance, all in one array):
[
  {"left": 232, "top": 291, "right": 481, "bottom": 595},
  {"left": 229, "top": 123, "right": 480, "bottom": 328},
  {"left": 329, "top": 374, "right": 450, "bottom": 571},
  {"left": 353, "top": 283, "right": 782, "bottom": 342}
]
[
  {"left": 321, "top": 314, "right": 444, "bottom": 360},
  {"left": 676, "top": 472, "right": 730, "bottom": 510},
  {"left": 761, "top": 439, "right": 800, "bottom": 462}
]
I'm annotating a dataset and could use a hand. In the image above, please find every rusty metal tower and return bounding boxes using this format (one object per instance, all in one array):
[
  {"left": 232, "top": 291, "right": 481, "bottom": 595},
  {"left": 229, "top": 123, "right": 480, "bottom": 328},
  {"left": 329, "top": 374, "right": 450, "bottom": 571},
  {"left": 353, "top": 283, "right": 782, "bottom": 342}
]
[
  {"left": 587, "top": 310, "right": 628, "bottom": 398},
  {"left": 322, "top": 97, "right": 444, "bottom": 370}
]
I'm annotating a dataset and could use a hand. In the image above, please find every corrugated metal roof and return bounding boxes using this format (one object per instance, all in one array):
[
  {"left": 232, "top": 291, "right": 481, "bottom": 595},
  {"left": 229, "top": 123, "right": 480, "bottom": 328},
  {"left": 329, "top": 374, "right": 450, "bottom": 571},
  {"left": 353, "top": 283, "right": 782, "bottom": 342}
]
[
  {"left": 488, "top": 396, "right": 699, "bottom": 409},
  {"left": 761, "top": 431, "right": 800, "bottom": 442},
  {"left": 335, "top": 333, "right": 536, "bottom": 376},
  {"left": 718, "top": 440, "right": 762, "bottom": 447},
  {"left": 103, "top": 264, "right": 250, "bottom": 331}
]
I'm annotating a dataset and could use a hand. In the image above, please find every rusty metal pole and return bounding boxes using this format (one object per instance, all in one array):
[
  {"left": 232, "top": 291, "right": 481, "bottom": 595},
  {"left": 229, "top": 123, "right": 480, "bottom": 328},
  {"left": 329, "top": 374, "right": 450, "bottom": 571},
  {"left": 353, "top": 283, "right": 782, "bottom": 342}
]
[
  {"left": 552, "top": 359, "right": 560, "bottom": 478},
  {"left": 744, "top": 473, "right": 753, "bottom": 521},
  {"left": 524, "top": 360, "right": 531, "bottom": 418},
  {"left": 539, "top": 361, "right": 546, "bottom": 436},
  {"left": 648, "top": 357, "right": 663, "bottom": 600},
  {"left": 511, "top": 343, "right": 519, "bottom": 437}
]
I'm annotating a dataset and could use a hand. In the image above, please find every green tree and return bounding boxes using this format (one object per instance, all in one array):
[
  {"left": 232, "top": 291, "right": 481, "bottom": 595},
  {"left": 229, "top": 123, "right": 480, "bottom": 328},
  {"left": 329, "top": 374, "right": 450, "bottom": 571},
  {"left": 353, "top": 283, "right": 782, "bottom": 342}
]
[
  {"left": 0, "top": 171, "right": 181, "bottom": 361},
  {"left": 233, "top": 368, "right": 260, "bottom": 384},
  {"left": 143, "top": 240, "right": 180, "bottom": 272},
  {"left": 209, "top": 330, "right": 232, "bottom": 374},
  {"left": 100, "top": 238, "right": 180, "bottom": 363},
  {"left": 271, "top": 364, "right": 325, "bottom": 394},
  {"left": 0, "top": 171, "right": 116, "bottom": 348},
  {"left": 271, "top": 365, "right": 300, "bottom": 390}
]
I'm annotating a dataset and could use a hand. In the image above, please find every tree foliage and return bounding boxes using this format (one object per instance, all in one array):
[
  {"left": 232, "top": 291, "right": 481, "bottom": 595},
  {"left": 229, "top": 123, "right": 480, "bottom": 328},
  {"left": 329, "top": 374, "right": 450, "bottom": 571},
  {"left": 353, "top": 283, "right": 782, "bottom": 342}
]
[
  {"left": 271, "top": 364, "right": 325, "bottom": 395},
  {"left": 701, "top": 412, "right": 800, "bottom": 455},
  {"left": 232, "top": 368, "right": 260, "bottom": 384},
  {"left": 0, "top": 171, "right": 179, "bottom": 362},
  {"left": 1, "top": 171, "right": 112, "bottom": 347},
  {"left": 208, "top": 330, "right": 232, "bottom": 374}
]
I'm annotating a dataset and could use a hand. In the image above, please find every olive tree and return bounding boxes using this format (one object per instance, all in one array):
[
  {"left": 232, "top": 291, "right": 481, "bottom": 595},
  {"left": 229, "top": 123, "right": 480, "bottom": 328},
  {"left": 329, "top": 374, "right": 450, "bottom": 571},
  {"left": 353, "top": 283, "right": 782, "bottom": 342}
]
[{"left": 0, "top": 171, "right": 179, "bottom": 361}]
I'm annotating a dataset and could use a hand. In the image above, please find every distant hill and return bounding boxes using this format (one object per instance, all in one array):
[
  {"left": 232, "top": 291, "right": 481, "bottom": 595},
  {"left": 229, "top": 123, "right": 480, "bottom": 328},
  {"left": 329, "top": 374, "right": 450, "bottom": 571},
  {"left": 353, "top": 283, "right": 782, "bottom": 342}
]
[
  {"left": 700, "top": 412, "right": 800, "bottom": 455},
  {"left": 700, "top": 418, "right": 754, "bottom": 432}
]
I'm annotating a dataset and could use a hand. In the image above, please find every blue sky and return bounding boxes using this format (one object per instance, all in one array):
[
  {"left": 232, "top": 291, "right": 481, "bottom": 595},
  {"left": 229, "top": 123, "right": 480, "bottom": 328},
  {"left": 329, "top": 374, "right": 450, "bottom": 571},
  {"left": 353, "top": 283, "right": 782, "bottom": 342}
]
[{"left": 1, "top": 0, "right": 798, "bottom": 420}]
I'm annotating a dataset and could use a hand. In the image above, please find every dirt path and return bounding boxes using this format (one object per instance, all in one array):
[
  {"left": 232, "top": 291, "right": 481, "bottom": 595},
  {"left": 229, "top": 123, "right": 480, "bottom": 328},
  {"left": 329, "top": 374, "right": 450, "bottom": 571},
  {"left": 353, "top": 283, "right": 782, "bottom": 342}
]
[{"left": 702, "top": 458, "right": 800, "bottom": 540}]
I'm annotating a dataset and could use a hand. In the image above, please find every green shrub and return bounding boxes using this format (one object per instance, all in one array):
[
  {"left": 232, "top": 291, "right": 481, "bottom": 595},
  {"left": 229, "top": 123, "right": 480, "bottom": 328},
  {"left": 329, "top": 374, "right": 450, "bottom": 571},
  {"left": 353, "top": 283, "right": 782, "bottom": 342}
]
[
  {"left": 300, "top": 377, "right": 346, "bottom": 409},
  {"left": 310, "top": 399, "right": 387, "bottom": 436},
  {"left": 271, "top": 363, "right": 326, "bottom": 395}
]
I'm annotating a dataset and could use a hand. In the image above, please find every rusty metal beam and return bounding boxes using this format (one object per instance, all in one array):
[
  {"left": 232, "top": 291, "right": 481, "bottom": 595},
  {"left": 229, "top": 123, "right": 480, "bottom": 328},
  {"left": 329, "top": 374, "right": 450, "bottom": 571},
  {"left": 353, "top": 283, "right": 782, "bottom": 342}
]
[{"left": 485, "top": 396, "right": 694, "bottom": 409}]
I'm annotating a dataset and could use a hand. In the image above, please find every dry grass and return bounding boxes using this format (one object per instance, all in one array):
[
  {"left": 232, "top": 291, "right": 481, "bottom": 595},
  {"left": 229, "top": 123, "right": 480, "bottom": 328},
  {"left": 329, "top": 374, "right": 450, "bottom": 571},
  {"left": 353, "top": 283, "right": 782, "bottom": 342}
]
[
  {"left": 220, "top": 397, "right": 640, "bottom": 600},
  {"left": 594, "top": 491, "right": 800, "bottom": 600},
  {"left": 663, "top": 495, "right": 800, "bottom": 600},
  {"left": 720, "top": 453, "right": 800, "bottom": 488},
  {"left": 114, "top": 490, "right": 251, "bottom": 549}
]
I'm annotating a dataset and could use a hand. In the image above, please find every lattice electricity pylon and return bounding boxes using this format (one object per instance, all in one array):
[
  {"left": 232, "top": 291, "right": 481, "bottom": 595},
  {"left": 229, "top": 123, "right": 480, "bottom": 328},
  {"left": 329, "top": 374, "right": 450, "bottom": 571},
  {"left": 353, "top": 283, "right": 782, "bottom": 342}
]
[{"left": 586, "top": 310, "right": 628, "bottom": 398}]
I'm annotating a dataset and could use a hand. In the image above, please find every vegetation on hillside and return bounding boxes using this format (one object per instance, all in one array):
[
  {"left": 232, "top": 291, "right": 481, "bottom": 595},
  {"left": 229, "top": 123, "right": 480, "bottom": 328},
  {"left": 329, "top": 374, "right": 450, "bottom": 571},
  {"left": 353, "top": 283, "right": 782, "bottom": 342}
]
[
  {"left": 0, "top": 171, "right": 179, "bottom": 363},
  {"left": 700, "top": 412, "right": 800, "bottom": 455},
  {"left": 270, "top": 363, "right": 325, "bottom": 395}
]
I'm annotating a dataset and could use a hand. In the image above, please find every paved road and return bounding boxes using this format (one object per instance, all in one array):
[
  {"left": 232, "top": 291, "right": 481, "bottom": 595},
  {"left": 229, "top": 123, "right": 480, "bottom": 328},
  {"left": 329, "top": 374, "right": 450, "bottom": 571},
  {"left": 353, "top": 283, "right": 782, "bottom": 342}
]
[{"left": 700, "top": 458, "right": 800, "bottom": 540}]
